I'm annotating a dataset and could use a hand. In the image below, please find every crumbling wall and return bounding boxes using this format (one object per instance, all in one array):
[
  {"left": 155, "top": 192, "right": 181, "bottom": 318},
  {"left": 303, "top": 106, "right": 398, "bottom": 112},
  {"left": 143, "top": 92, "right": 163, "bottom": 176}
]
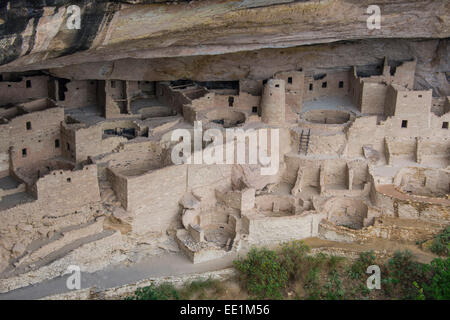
[
  {"left": 156, "top": 82, "right": 192, "bottom": 115},
  {"left": 0, "top": 165, "right": 102, "bottom": 273},
  {"left": 275, "top": 71, "right": 304, "bottom": 113},
  {"left": 303, "top": 71, "right": 350, "bottom": 101},
  {"left": 106, "top": 167, "right": 128, "bottom": 209},
  {"left": 385, "top": 137, "right": 416, "bottom": 164},
  {"left": 0, "top": 76, "right": 49, "bottom": 106},
  {"left": 53, "top": 80, "right": 98, "bottom": 109},
  {"left": 60, "top": 122, "right": 77, "bottom": 161},
  {"left": 35, "top": 165, "right": 101, "bottom": 210},
  {"left": 97, "top": 139, "right": 167, "bottom": 179},
  {"left": 359, "top": 82, "right": 388, "bottom": 115},
  {"left": 323, "top": 197, "right": 368, "bottom": 229},
  {"left": 416, "top": 137, "right": 450, "bottom": 165},
  {"left": 384, "top": 85, "right": 432, "bottom": 129},
  {"left": 119, "top": 162, "right": 232, "bottom": 235},
  {"left": 7, "top": 107, "right": 63, "bottom": 170},
  {"left": 243, "top": 211, "right": 326, "bottom": 245},
  {"left": 213, "top": 92, "right": 261, "bottom": 115},
  {"left": 74, "top": 124, "right": 126, "bottom": 163},
  {"left": 394, "top": 167, "right": 449, "bottom": 197}
]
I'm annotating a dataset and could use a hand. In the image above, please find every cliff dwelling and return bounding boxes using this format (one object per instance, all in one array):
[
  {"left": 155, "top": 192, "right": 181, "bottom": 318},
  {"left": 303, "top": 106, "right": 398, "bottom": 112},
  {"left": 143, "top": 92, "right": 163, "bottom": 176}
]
[{"left": 0, "top": 0, "right": 448, "bottom": 301}]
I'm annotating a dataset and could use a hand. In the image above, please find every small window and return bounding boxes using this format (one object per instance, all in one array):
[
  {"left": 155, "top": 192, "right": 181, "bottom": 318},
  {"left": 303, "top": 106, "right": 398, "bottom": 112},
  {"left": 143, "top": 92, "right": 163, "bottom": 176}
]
[
  {"left": 401, "top": 120, "right": 408, "bottom": 128},
  {"left": 55, "top": 139, "right": 60, "bottom": 148},
  {"left": 443, "top": 122, "right": 449, "bottom": 129},
  {"left": 418, "top": 95, "right": 422, "bottom": 98},
  {"left": 67, "top": 143, "right": 70, "bottom": 151},
  {"left": 110, "top": 80, "right": 116, "bottom": 88},
  {"left": 322, "top": 82, "right": 327, "bottom": 88},
  {"left": 309, "top": 83, "right": 313, "bottom": 91},
  {"left": 22, "top": 148, "right": 27, "bottom": 157},
  {"left": 252, "top": 106, "right": 258, "bottom": 114},
  {"left": 275, "top": 84, "right": 279, "bottom": 88},
  {"left": 339, "top": 81, "right": 344, "bottom": 88},
  {"left": 26, "top": 80, "right": 31, "bottom": 88},
  {"left": 228, "top": 96, "right": 234, "bottom": 107},
  {"left": 26, "top": 121, "right": 31, "bottom": 130},
  {"left": 288, "top": 77, "right": 292, "bottom": 84},
  {"left": 67, "top": 178, "right": 71, "bottom": 183}
]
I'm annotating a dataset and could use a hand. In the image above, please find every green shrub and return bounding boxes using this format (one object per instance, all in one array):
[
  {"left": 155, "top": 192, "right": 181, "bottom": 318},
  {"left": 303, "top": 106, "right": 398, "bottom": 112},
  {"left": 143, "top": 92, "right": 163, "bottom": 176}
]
[
  {"left": 430, "top": 227, "right": 450, "bottom": 256},
  {"left": 328, "top": 255, "right": 346, "bottom": 271},
  {"left": 126, "top": 282, "right": 179, "bottom": 300},
  {"left": 278, "top": 240, "right": 310, "bottom": 281},
  {"left": 323, "top": 270, "right": 345, "bottom": 300},
  {"left": 304, "top": 267, "right": 321, "bottom": 300},
  {"left": 234, "top": 247, "right": 288, "bottom": 299},
  {"left": 180, "top": 278, "right": 225, "bottom": 300},
  {"left": 382, "top": 250, "right": 430, "bottom": 299},
  {"left": 348, "top": 251, "right": 376, "bottom": 280},
  {"left": 422, "top": 258, "right": 450, "bottom": 300}
]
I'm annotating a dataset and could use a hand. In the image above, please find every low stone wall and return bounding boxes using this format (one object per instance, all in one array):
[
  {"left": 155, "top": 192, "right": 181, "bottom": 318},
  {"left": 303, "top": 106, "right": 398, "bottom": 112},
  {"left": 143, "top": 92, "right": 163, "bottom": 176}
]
[
  {"left": 318, "top": 217, "right": 446, "bottom": 244},
  {"left": 243, "top": 211, "right": 326, "bottom": 245},
  {"left": 41, "top": 268, "right": 237, "bottom": 300}
]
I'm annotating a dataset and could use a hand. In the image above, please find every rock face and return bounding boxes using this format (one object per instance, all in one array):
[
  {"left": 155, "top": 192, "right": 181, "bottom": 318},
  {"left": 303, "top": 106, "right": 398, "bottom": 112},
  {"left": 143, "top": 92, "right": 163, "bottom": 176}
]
[
  {"left": 0, "top": 0, "right": 449, "bottom": 70},
  {"left": 47, "top": 38, "right": 449, "bottom": 96}
]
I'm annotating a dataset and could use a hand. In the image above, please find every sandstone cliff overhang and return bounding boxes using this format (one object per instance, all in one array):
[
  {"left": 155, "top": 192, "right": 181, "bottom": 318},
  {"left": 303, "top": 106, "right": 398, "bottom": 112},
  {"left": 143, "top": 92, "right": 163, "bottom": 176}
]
[{"left": 0, "top": 0, "right": 449, "bottom": 72}]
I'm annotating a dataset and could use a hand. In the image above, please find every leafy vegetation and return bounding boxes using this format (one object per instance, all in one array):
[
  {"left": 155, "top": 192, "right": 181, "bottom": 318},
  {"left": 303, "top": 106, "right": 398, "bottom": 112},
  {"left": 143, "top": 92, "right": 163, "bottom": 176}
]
[
  {"left": 381, "top": 250, "right": 450, "bottom": 300},
  {"left": 179, "top": 278, "right": 225, "bottom": 300},
  {"left": 429, "top": 226, "right": 450, "bottom": 256},
  {"left": 234, "top": 247, "right": 288, "bottom": 299},
  {"left": 347, "top": 250, "right": 376, "bottom": 280},
  {"left": 126, "top": 282, "right": 180, "bottom": 300},
  {"left": 125, "top": 242, "right": 449, "bottom": 300}
]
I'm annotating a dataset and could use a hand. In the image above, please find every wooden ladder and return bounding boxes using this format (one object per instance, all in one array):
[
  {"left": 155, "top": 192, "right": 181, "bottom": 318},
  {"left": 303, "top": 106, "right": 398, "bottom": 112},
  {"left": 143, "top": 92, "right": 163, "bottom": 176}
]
[{"left": 299, "top": 129, "right": 311, "bottom": 155}]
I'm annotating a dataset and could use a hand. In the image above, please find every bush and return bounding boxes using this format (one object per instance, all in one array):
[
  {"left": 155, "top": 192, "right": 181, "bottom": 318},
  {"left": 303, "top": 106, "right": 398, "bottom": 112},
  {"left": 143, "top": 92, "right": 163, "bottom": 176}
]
[
  {"left": 430, "top": 227, "right": 450, "bottom": 256},
  {"left": 126, "top": 282, "right": 179, "bottom": 300},
  {"left": 382, "top": 250, "right": 430, "bottom": 299},
  {"left": 422, "top": 258, "right": 450, "bottom": 300},
  {"left": 323, "top": 270, "right": 345, "bottom": 300},
  {"left": 278, "top": 240, "right": 310, "bottom": 281},
  {"left": 348, "top": 251, "right": 376, "bottom": 280},
  {"left": 180, "top": 278, "right": 225, "bottom": 300},
  {"left": 234, "top": 247, "right": 288, "bottom": 299}
]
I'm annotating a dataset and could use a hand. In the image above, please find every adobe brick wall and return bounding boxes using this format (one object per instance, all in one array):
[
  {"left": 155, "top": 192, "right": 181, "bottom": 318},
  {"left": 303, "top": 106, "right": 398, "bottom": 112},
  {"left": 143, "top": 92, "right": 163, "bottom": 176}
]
[
  {"left": 54, "top": 80, "right": 98, "bottom": 109},
  {"left": 0, "top": 76, "right": 49, "bottom": 106},
  {"left": 35, "top": 164, "right": 101, "bottom": 211},
  {"left": 5, "top": 107, "right": 64, "bottom": 171},
  {"left": 304, "top": 71, "right": 350, "bottom": 101}
]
